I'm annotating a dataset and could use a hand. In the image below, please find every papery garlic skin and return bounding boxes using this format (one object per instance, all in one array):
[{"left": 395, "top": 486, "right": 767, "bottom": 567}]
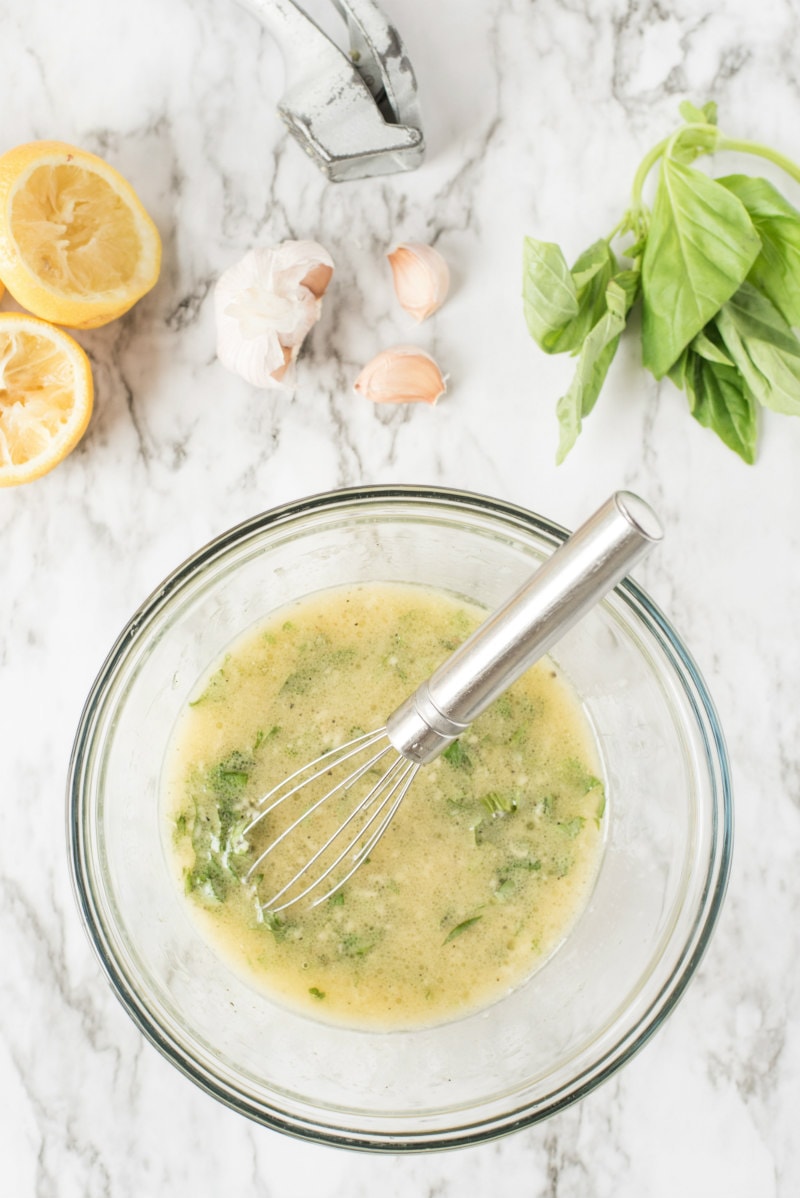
[
  {"left": 215, "top": 240, "right": 334, "bottom": 390},
  {"left": 354, "top": 346, "right": 446, "bottom": 405},
  {"left": 387, "top": 242, "right": 450, "bottom": 322}
]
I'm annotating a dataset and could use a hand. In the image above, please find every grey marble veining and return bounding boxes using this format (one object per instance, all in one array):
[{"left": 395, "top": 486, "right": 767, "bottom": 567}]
[{"left": 2, "top": 0, "right": 800, "bottom": 1193}]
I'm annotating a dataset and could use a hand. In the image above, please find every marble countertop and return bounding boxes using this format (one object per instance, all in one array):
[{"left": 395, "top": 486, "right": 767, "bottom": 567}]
[{"left": 2, "top": 0, "right": 799, "bottom": 1193}]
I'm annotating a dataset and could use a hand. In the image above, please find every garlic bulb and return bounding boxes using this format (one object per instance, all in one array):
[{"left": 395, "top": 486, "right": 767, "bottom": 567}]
[
  {"left": 387, "top": 242, "right": 450, "bottom": 322},
  {"left": 214, "top": 240, "right": 334, "bottom": 390},
  {"left": 354, "top": 346, "right": 446, "bottom": 405}
]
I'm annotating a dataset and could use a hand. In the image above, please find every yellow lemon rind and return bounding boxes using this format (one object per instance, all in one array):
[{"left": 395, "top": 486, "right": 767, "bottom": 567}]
[
  {"left": 0, "top": 312, "right": 94, "bottom": 487},
  {"left": 0, "top": 140, "right": 161, "bottom": 330}
]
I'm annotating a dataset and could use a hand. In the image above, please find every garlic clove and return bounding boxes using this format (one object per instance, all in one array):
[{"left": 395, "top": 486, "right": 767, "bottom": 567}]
[
  {"left": 387, "top": 242, "right": 450, "bottom": 322},
  {"left": 354, "top": 346, "right": 446, "bottom": 405},
  {"left": 214, "top": 240, "right": 334, "bottom": 390},
  {"left": 270, "top": 239, "right": 335, "bottom": 296},
  {"left": 215, "top": 298, "right": 288, "bottom": 388},
  {"left": 269, "top": 344, "right": 295, "bottom": 384},
  {"left": 300, "top": 261, "right": 334, "bottom": 298}
]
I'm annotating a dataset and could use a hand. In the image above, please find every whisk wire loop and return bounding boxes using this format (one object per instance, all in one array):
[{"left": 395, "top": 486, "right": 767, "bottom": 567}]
[
  {"left": 305, "top": 760, "right": 419, "bottom": 908},
  {"left": 258, "top": 753, "right": 406, "bottom": 907},
  {"left": 265, "top": 755, "right": 419, "bottom": 912},
  {"left": 242, "top": 728, "right": 387, "bottom": 842},
  {"left": 244, "top": 733, "right": 391, "bottom": 882}
]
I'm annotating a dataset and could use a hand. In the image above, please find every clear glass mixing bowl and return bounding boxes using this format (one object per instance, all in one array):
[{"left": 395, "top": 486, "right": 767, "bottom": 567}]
[{"left": 68, "top": 487, "right": 732, "bottom": 1151}]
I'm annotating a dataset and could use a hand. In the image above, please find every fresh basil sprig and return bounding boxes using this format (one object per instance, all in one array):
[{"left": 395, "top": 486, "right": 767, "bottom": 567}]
[{"left": 523, "top": 102, "right": 800, "bottom": 463}]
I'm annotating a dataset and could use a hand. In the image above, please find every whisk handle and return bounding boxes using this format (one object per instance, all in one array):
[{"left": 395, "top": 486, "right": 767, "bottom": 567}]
[{"left": 386, "top": 491, "right": 663, "bottom": 765}]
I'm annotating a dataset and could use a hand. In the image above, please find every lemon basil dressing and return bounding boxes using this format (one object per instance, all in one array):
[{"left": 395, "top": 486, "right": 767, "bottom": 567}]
[{"left": 165, "top": 583, "right": 606, "bottom": 1028}]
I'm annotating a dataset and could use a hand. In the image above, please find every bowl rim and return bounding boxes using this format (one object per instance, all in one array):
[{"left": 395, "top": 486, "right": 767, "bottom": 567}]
[{"left": 67, "top": 484, "right": 733, "bottom": 1152}]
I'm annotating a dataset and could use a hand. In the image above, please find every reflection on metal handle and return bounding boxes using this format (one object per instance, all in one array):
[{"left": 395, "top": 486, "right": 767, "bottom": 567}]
[
  {"left": 236, "top": 0, "right": 425, "bottom": 181},
  {"left": 386, "top": 492, "right": 663, "bottom": 765}
]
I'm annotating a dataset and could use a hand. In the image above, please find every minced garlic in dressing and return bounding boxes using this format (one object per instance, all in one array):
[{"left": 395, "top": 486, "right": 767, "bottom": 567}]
[{"left": 164, "top": 583, "right": 605, "bottom": 1028}]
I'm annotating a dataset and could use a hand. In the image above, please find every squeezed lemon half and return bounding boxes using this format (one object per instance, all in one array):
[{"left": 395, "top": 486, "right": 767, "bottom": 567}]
[
  {"left": 0, "top": 140, "right": 161, "bottom": 329},
  {"left": 0, "top": 312, "right": 93, "bottom": 487}
]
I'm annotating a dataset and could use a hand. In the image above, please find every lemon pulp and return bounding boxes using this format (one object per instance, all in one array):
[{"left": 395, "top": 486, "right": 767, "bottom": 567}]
[
  {"left": 11, "top": 164, "right": 143, "bottom": 297},
  {"left": 0, "top": 315, "right": 93, "bottom": 485}
]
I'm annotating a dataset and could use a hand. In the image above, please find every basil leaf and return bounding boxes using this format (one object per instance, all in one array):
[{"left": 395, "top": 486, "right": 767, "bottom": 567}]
[
  {"left": 679, "top": 100, "right": 718, "bottom": 127},
  {"left": 715, "top": 282, "right": 800, "bottom": 415},
  {"left": 668, "top": 327, "right": 757, "bottom": 462},
  {"left": 641, "top": 157, "right": 761, "bottom": 378},
  {"left": 443, "top": 915, "right": 483, "bottom": 945},
  {"left": 186, "top": 857, "right": 230, "bottom": 903},
  {"left": 522, "top": 238, "right": 578, "bottom": 349},
  {"left": 689, "top": 328, "right": 735, "bottom": 367},
  {"left": 678, "top": 346, "right": 758, "bottom": 463},
  {"left": 694, "top": 362, "right": 757, "bottom": 464},
  {"left": 339, "top": 930, "right": 382, "bottom": 958},
  {"left": 570, "top": 239, "right": 615, "bottom": 290},
  {"left": 717, "top": 174, "right": 800, "bottom": 327},
  {"left": 555, "top": 272, "right": 638, "bottom": 462},
  {"left": 480, "top": 792, "right": 517, "bottom": 815},
  {"left": 442, "top": 738, "right": 472, "bottom": 770},
  {"left": 668, "top": 124, "right": 720, "bottom": 167},
  {"left": 523, "top": 238, "right": 616, "bottom": 355},
  {"left": 666, "top": 345, "right": 689, "bottom": 391},
  {"left": 553, "top": 240, "right": 617, "bottom": 352},
  {"left": 263, "top": 911, "right": 289, "bottom": 941}
]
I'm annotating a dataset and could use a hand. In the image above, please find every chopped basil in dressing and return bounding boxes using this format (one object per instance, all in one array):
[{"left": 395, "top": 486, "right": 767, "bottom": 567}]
[{"left": 166, "top": 583, "right": 605, "bottom": 1028}]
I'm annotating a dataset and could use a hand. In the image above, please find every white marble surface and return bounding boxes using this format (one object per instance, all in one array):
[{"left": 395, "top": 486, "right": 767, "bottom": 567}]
[{"left": 2, "top": 0, "right": 800, "bottom": 1192}]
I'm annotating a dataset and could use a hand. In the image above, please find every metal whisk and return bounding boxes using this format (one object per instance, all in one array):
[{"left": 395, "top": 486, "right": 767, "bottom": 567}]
[{"left": 244, "top": 492, "right": 663, "bottom": 912}]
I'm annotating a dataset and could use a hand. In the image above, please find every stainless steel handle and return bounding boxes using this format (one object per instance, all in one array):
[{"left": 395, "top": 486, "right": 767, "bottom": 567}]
[
  {"left": 237, "top": 0, "right": 321, "bottom": 77},
  {"left": 236, "top": 0, "right": 424, "bottom": 181},
  {"left": 386, "top": 492, "right": 663, "bottom": 765}
]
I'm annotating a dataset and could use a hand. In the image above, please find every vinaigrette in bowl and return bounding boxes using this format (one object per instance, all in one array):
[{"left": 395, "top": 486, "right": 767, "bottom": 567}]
[
  {"left": 165, "top": 581, "right": 606, "bottom": 1028},
  {"left": 69, "top": 487, "right": 731, "bottom": 1151}
]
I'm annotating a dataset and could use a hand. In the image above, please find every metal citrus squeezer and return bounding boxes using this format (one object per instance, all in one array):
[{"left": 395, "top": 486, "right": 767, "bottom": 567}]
[{"left": 238, "top": 0, "right": 425, "bottom": 181}]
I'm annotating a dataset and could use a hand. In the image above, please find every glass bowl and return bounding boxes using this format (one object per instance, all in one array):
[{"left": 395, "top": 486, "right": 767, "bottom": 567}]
[{"left": 68, "top": 486, "right": 732, "bottom": 1151}]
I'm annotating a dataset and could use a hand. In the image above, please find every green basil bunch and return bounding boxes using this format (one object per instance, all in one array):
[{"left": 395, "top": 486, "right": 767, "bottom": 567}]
[{"left": 523, "top": 102, "right": 800, "bottom": 463}]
